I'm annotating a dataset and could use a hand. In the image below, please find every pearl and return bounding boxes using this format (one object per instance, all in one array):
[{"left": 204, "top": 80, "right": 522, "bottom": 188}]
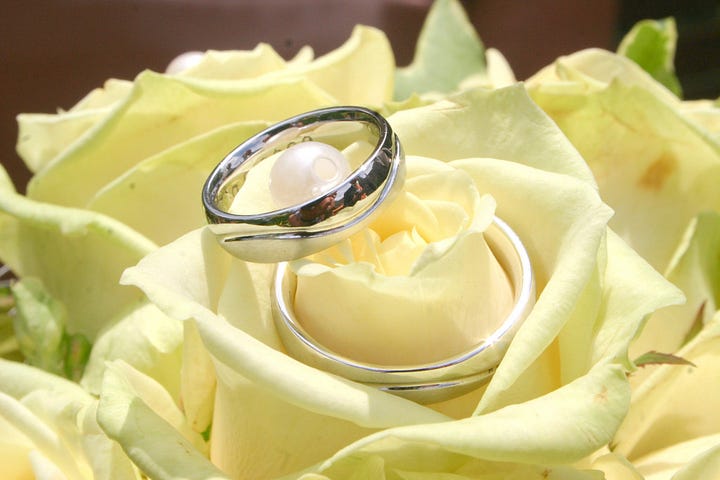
[
  {"left": 165, "top": 51, "right": 205, "bottom": 74},
  {"left": 269, "top": 141, "right": 351, "bottom": 208}
]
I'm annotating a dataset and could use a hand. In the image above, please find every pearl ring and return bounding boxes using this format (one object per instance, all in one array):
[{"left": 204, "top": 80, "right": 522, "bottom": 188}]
[{"left": 202, "top": 106, "right": 405, "bottom": 263}]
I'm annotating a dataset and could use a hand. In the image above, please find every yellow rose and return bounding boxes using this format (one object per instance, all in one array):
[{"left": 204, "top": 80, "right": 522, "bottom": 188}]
[
  {"left": 526, "top": 24, "right": 720, "bottom": 357},
  {"left": 0, "top": 2, "right": 689, "bottom": 479},
  {"left": 526, "top": 19, "right": 720, "bottom": 480},
  {"left": 115, "top": 83, "right": 681, "bottom": 479}
]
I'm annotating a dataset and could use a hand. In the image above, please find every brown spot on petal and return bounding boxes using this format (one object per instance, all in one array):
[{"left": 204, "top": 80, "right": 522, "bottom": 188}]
[
  {"left": 594, "top": 385, "right": 608, "bottom": 404},
  {"left": 638, "top": 153, "right": 676, "bottom": 191}
]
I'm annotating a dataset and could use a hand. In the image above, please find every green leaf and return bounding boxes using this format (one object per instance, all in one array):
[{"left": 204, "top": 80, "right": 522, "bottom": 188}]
[
  {"left": 0, "top": 278, "right": 16, "bottom": 358},
  {"left": 394, "top": 0, "right": 485, "bottom": 100},
  {"left": 0, "top": 311, "right": 19, "bottom": 359},
  {"left": 64, "top": 333, "right": 92, "bottom": 382},
  {"left": 618, "top": 18, "right": 683, "bottom": 97},
  {"left": 10, "top": 278, "right": 93, "bottom": 380},
  {"left": 633, "top": 350, "right": 696, "bottom": 368},
  {"left": 0, "top": 274, "right": 13, "bottom": 314},
  {"left": 11, "top": 278, "right": 68, "bottom": 375}
]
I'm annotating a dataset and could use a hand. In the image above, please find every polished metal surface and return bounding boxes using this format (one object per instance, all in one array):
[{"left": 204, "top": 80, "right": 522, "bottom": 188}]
[
  {"left": 202, "top": 106, "right": 405, "bottom": 263},
  {"left": 272, "top": 216, "right": 536, "bottom": 404}
]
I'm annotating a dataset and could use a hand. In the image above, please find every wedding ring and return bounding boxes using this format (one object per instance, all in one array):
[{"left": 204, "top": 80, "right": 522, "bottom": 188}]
[
  {"left": 272, "top": 216, "right": 536, "bottom": 404},
  {"left": 202, "top": 106, "right": 405, "bottom": 263}
]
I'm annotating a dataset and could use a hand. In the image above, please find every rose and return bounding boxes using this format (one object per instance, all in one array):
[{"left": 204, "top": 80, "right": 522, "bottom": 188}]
[
  {"left": 0, "top": 1, "right": 519, "bottom": 475},
  {"left": 525, "top": 19, "right": 720, "bottom": 478},
  {"left": 0, "top": 0, "right": 513, "bottom": 411},
  {"left": 108, "top": 78, "right": 683, "bottom": 479},
  {"left": 525, "top": 19, "right": 720, "bottom": 357},
  {"left": 0, "top": 2, "right": 687, "bottom": 479}
]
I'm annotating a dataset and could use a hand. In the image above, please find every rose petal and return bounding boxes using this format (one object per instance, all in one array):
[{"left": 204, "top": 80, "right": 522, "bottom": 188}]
[
  {"left": 81, "top": 302, "right": 183, "bottom": 401},
  {"left": 16, "top": 78, "right": 133, "bottom": 174},
  {"left": 208, "top": 362, "right": 379, "bottom": 478},
  {"left": 631, "top": 211, "right": 720, "bottom": 357},
  {"left": 590, "top": 451, "right": 644, "bottom": 480},
  {"left": 87, "top": 121, "right": 269, "bottom": 245},
  {"left": 97, "top": 361, "right": 227, "bottom": 480},
  {"left": 28, "top": 73, "right": 335, "bottom": 208},
  {"left": 0, "top": 415, "right": 34, "bottom": 478},
  {"left": 172, "top": 44, "right": 289, "bottom": 80},
  {"left": 264, "top": 26, "right": 394, "bottom": 105},
  {"left": 390, "top": 85, "right": 597, "bottom": 186},
  {"left": 121, "top": 228, "right": 449, "bottom": 427},
  {"left": 181, "top": 320, "right": 216, "bottom": 435},
  {"left": 315, "top": 363, "right": 629, "bottom": 472},
  {"left": 632, "top": 433, "right": 720, "bottom": 480}
]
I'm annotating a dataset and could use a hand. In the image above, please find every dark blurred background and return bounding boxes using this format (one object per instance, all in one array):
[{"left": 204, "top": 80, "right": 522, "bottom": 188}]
[{"left": 1, "top": 0, "right": 718, "bottom": 190}]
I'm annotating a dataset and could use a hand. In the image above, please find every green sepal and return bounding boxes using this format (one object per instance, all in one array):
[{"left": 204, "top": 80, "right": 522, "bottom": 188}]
[
  {"left": 10, "top": 277, "right": 92, "bottom": 379},
  {"left": 633, "top": 350, "right": 696, "bottom": 368},
  {"left": 618, "top": 18, "right": 683, "bottom": 97},
  {"left": 394, "top": 0, "right": 485, "bottom": 100}
]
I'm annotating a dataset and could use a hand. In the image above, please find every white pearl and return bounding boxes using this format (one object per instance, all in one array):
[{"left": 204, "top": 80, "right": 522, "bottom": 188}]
[
  {"left": 165, "top": 51, "right": 205, "bottom": 74},
  {"left": 269, "top": 141, "right": 351, "bottom": 208}
]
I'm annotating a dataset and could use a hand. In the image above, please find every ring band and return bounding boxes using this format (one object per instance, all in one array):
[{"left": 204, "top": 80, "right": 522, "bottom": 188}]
[
  {"left": 272, "top": 216, "right": 536, "bottom": 404},
  {"left": 202, "top": 106, "right": 405, "bottom": 263}
]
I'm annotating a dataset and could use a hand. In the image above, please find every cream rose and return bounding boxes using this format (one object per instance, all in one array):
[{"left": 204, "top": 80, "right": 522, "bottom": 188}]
[
  {"left": 114, "top": 83, "right": 682, "bottom": 479},
  {"left": 0, "top": 2, "right": 692, "bottom": 479},
  {"left": 526, "top": 18, "right": 720, "bottom": 479}
]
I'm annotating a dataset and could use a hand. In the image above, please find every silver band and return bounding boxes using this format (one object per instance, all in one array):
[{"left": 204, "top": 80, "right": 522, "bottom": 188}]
[
  {"left": 202, "top": 106, "right": 405, "bottom": 263},
  {"left": 272, "top": 216, "right": 536, "bottom": 404}
]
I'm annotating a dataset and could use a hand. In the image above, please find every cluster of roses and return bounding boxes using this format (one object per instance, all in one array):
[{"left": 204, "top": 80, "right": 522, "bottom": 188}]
[{"left": 1, "top": 1, "right": 718, "bottom": 479}]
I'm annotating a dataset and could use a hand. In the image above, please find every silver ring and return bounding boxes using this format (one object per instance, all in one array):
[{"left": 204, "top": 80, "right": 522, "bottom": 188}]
[
  {"left": 202, "top": 106, "right": 405, "bottom": 263},
  {"left": 272, "top": 216, "right": 536, "bottom": 404}
]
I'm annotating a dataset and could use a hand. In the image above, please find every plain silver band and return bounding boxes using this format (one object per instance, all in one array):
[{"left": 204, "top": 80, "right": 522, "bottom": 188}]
[
  {"left": 272, "top": 216, "right": 536, "bottom": 404},
  {"left": 202, "top": 106, "right": 405, "bottom": 263}
]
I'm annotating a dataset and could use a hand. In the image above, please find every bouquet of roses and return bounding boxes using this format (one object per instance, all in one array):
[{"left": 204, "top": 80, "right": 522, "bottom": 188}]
[{"left": 1, "top": 1, "right": 717, "bottom": 478}]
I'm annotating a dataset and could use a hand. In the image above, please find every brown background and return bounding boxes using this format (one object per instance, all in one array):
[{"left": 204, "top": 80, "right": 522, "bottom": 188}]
[{"left": 1, "top": 0, "right": 717, "bottom": 191}]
